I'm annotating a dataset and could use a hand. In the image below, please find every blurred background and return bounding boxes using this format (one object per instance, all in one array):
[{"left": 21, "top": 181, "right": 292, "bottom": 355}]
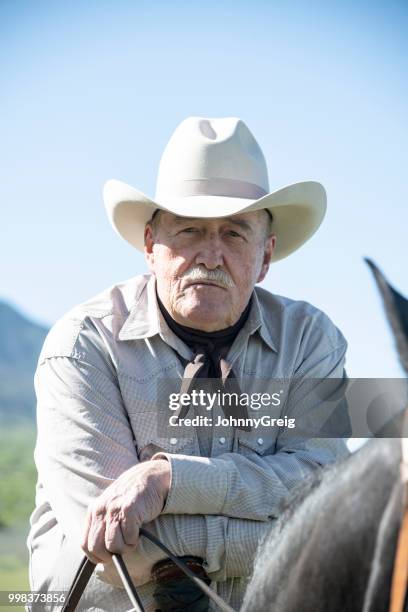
[{"left": 1, "top": 1, "right": 407, "bottom": 607}]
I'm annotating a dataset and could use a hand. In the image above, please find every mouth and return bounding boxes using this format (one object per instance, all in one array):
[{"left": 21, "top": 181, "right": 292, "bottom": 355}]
[{"left": 184, "top": 280, "right": 226, "bottom": 290}]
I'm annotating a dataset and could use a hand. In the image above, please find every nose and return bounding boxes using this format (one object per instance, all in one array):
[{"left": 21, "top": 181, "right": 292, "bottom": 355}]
[{"left": 195, "top": 234, "right": 224, "bottom": 269}]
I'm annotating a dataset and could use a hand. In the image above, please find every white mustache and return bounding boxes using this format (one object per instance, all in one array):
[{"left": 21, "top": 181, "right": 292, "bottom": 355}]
[{"left": 180, "top": 266, "right": 235, "bottom": 288}]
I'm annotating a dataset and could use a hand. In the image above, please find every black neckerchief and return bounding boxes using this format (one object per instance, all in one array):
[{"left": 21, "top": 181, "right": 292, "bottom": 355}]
[{"left": 157, "top": 291, "right": 252, "bottom": 430}]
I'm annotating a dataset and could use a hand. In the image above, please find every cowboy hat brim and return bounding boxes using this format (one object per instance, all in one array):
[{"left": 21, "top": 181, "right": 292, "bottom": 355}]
[{"left": 103, "top": 179, "right": 326, "bottom": 262}]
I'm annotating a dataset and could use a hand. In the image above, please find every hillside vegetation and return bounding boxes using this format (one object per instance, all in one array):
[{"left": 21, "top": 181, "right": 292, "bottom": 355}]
[
  {"left": 0, "top": 301, "right": 45, "bottom": 610},
  {"left": 0, "top": 301, "right": 48, "bottom": 424},
  {"left": 0, "top": 426, "right": 37, "bottom": 529}
]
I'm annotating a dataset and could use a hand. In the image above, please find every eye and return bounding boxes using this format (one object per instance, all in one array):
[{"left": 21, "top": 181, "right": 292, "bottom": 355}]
[
  {"left": 226, "top": 230, "right": 244, "bottom": 239},
  {"left": 175, "top": 227, "right": 199, "bottom": 235}
]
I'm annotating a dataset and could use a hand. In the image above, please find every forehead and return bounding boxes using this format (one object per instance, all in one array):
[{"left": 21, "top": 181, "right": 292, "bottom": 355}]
[{"left": 161, "top": 210, "right": 265, "bottom": 231}]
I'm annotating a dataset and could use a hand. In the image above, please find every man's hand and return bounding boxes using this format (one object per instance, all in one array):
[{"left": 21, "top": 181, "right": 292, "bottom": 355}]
[{"left": 81, "top": 459, "right": 171, "bottom": 564}]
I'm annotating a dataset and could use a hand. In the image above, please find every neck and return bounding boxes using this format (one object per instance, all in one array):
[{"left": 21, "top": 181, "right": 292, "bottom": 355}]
[{"left": 157, "top": 292, "right": 252, "bottom": 343}]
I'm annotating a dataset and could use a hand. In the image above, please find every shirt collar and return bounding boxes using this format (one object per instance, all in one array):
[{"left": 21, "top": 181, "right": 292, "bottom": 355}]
[
  {"left": 118, "top": 273, "right": 278, "bottom": 354},
  {"left": 118, "top": 273, "right": 160, "bottom": 340},
  {"left": 246, "top": 288, "right": 278, "bottom": 353}
]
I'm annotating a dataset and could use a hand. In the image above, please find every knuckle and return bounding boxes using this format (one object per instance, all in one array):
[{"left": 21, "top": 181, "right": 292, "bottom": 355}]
[
  {"left": 106, "top": 505, "right": 121, "bottom": 522},
  {"left": 120, "top": 512, "right": 138, "bottom": 530},
  {"left": 93, "top": 504, "right": 107, "bottom": 519},
  {"left": 87, "top": 502, "right": 105, "bottom": 524}
]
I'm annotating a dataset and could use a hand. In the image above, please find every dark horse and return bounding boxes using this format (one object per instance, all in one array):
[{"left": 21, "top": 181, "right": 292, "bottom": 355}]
[{"left": 242, "top": 259, "right": 408, "bottom": 612}]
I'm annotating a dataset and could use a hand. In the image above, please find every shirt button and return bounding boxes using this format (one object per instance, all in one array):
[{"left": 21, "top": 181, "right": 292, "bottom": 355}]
[
  {"left": 257, "top": 438, "right": 264, "bottom": 446},
  {"left": 219, "top": 437, "right": 226, "bottom": 445},
  {"left": 170, "top": 438, "right": 178, "bottom": 445}
]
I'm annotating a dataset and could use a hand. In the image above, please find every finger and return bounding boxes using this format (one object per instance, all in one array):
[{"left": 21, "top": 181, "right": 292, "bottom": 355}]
[
  {"left": 105, "top": 511, "right": 138, "bottom": 555},
  {"left": 104, "top": 510, "right": 123, "bottom": 552},
  {"left": 80, "top": 510, "right": 92, "bottom": 554},
  {"left": 83, "top": 548, "right": 106, "bottom": 566},
  {"left": 80, "top": 510, "right": 104, "bottom": 565},
  {"left": 87, "top": 508, "right": 112, "bottom": 563},
  {"left": 82, "top": 527, "right": 109, "bottom": 565},
  {"left": 120, "top": 512, "right": 140, "bottom": 547}
]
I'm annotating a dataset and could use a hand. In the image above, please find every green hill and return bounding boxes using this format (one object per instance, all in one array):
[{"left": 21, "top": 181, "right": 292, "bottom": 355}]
[
  {"left": 0, "top": 301, "right": 49, "bottom": 424},
  {"left": 0, "top": 301, "right": 47, "bottom": 606},
  {"left": 0, "top": 426, "right": 36, "bottom": 610}
]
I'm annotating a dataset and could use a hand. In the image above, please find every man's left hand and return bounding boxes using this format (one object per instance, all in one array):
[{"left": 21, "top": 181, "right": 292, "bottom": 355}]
[{"left": 81, "top": 459, "right": 171, "bottom": 564}]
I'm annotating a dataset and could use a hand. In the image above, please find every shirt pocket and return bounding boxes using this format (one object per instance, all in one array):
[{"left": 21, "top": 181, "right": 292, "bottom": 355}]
[
  {"left": 234, "top": 377, "right": 287, "bottom": 458},
  {"left": 118, "top": 372, "right": 196, "bottom": 460},
  {"left": 129, "top": 408, "right": 196, "bottom": 460}
]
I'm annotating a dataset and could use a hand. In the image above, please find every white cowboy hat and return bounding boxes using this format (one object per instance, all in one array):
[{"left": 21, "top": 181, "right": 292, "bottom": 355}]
[{"left": 103, "top": 116, "right": 326, "bottom": 262}]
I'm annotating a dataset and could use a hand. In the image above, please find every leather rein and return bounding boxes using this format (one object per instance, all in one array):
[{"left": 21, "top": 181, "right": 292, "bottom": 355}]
[
  {"left": 389, "top": 427, "right": 408, "bottom": 612},
  {"left": 61, "top": 527, "right": 235, "bottom": 612}
]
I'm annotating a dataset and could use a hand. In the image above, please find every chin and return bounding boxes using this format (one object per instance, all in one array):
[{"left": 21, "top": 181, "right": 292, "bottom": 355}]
[{"left": 180, "top": 303, "right": 227, "bottom": 329}]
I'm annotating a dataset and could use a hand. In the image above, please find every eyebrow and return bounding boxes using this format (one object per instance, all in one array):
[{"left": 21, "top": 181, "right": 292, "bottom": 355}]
[{"left": 172, "top": 216, "right": 254, "bottom": 233}]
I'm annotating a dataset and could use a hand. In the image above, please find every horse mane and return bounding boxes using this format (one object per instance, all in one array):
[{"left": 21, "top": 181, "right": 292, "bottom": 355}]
[
  {"left": 243, "top": 435, "right": 402, "bottom": 612},
  {"left": 270, "top": 434, "right": 399, "bottom": 542}
]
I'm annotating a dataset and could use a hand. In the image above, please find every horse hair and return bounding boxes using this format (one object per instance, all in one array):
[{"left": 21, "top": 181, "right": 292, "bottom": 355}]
[
  {"left": 242, "top": 436, "right": 403, "bottom": 612},
  {"left": 242, "top": 261, "right": 408, "bottom": 612}
]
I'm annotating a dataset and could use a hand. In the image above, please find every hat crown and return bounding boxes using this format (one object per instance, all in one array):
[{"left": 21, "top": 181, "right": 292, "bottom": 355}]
[{"left": 155, "top": 117, "right": 270, "bottom": 200}]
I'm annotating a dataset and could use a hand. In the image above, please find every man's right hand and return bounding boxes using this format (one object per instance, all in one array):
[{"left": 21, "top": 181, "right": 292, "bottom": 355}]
[{"left": 80, "top": 459, "right": 171, "bottom": 564}]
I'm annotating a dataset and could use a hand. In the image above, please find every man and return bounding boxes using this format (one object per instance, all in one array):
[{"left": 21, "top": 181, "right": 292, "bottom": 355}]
[{"left": 28, "top": 117, "right": 350, "bottom": 611}]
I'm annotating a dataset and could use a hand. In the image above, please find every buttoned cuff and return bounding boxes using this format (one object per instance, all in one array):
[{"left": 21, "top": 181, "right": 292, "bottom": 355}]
[
  {"left": 141, "top": 514, "right": 208, "bottom": 563},
  {"left": 152, "top": 453, "right": 229, "bottom": 515}
]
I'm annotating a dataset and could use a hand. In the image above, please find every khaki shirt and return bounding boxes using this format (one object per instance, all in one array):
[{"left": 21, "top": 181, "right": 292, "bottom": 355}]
[{"left": 27, "top": 273, "right": 349, "bottom": 611}]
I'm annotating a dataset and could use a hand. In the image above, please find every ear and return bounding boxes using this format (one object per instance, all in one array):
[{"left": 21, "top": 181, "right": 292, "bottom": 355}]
[
  {"left": 365, "top": 258, "right": 408, "bottom": 375},
  {"left": 257, "top": 234, "right": 276, "bottom": 283},
  {"left": 144, "top": 224, "right": 155, "bottom": 272}
]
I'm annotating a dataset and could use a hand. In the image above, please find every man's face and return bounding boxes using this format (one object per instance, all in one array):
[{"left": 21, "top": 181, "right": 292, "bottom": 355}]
[{"left": 144, "top": 210, "right": 276, "bottom": 331}]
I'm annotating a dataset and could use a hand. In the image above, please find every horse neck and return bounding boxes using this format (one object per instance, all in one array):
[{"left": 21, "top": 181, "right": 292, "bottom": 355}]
[{"left": 362, "top": 475, "right": 405, "bottom": 612}]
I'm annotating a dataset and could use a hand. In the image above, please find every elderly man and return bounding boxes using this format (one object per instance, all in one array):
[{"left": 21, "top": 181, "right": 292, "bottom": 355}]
[{"left": 28, "top": 117, "right": 350, "bottom": 611}]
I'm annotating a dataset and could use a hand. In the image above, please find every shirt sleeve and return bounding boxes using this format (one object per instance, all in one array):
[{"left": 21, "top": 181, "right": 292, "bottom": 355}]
[
  {"left": 156, "top": 338, "right": 351, "bottom": 522},
  {"left": 34, "top": 351, "right": 270, "bottom": 587}
]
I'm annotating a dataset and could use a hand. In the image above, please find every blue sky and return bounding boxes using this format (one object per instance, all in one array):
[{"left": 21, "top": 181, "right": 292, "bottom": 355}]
[{"left": 1, "top": 0, "right": 407, "bottom": 377}]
